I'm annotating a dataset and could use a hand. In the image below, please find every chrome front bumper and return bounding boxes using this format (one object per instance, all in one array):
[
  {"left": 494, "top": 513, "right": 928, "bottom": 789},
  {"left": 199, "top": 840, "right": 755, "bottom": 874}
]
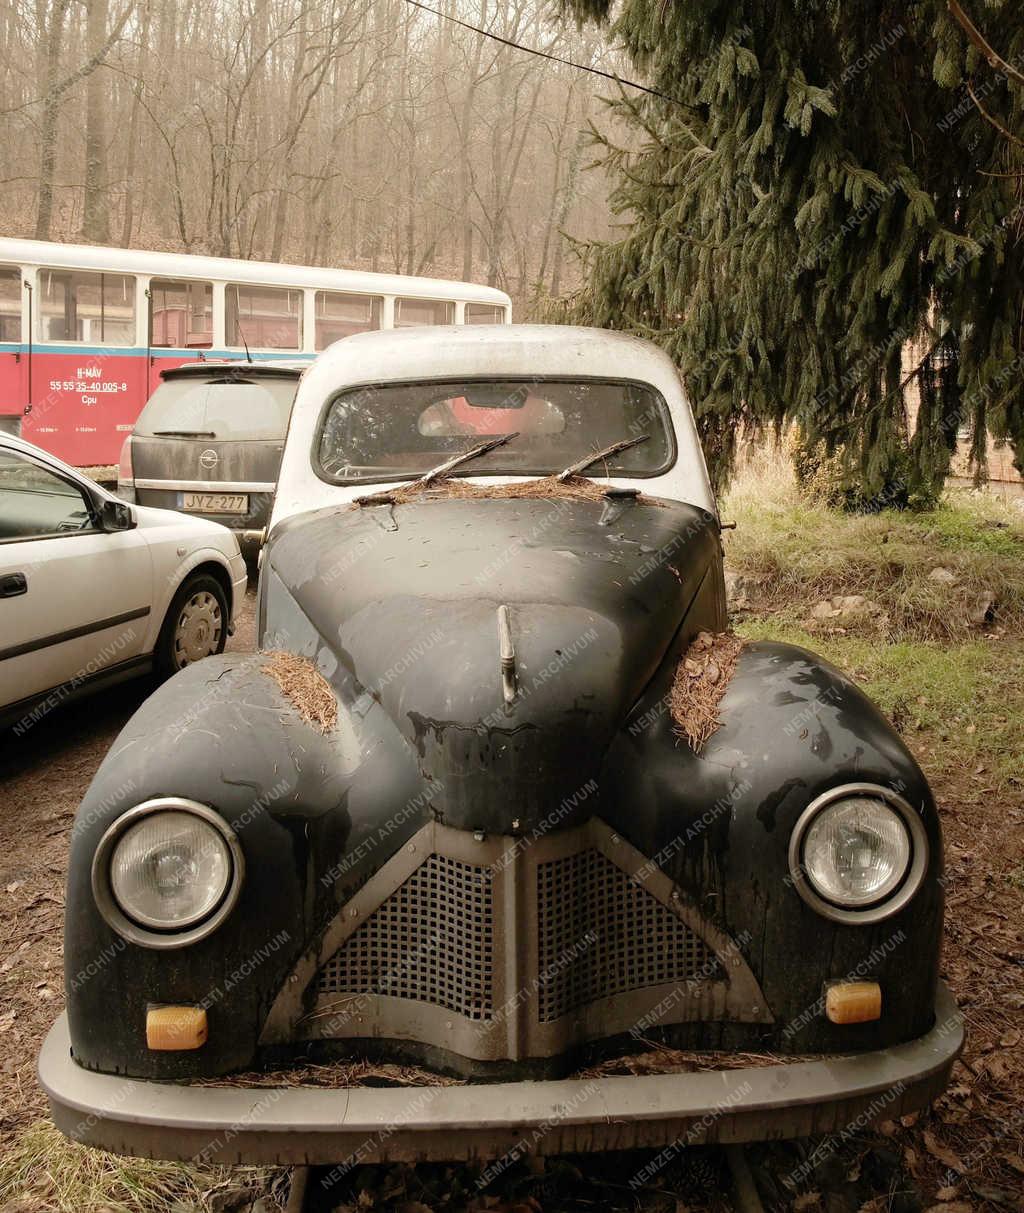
[{"left": 39, "top": 985, "right": 962, "bottom": 1166}]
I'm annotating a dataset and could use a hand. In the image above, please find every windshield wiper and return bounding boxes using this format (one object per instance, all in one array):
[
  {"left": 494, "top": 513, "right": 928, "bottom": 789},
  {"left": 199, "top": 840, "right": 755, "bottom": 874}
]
[
  {"left": 415, "top": 432, "right": 520, "bottom": 486},
  {"left": 153, "top": 429, "right": 217, "bottom": 438},
  {"left": 556, "top": 434, "right": 648, "bottom": 482}
]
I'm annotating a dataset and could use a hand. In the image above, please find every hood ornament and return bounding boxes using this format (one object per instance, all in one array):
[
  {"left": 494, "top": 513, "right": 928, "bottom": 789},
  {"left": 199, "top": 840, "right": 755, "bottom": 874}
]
[{"left": 497, "top": 604, "right": 517, "bottom": 705}]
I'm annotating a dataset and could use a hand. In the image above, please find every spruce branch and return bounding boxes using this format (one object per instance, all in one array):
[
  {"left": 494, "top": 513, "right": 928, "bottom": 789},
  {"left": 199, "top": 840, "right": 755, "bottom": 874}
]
[
  {"left": 561, "top": 0, "right": 1024, "bottom": 498},
  {"left": 966, "top": 81, "right": 1024, "bottom": 150},
  {"left": 947, "top": 1, "right": 1024, "bottom": 88}
]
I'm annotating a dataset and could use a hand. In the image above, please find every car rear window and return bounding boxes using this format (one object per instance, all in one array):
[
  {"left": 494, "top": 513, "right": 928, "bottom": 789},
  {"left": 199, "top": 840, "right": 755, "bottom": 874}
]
[
  {"left": 316, "top": 378, "right": 675, "bottom": 483},
  {"left": 135, "top": 376, "right": 299, "bottom": 440}
]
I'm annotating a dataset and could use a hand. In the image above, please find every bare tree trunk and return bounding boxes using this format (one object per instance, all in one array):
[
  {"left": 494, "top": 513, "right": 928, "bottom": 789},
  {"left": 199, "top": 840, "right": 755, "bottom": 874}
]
[
  {"left": 36, "top": 0, "right": 129, "bottom": 241},
  {"left": 35, "top": 0, "right": 71, "bottom": 240},
  {"left": 536, "top": 83, "right": 575, "bottom": 292},
  {"left": 269, "top": 0, "right": 309, "bottom": 260},
  {"left": 398, "top": 3, "right": 417, "bottom": 276},
  {"left": 119, "top": 0, "right": 151, "bottom": 246},
  {"left": 550, "top": 125, "right": 588, "bottom": 298},
  {"left": 82, "top": 0, "right": 111, "bottom": 242},
  {"left": 270, "top": 0, "right": 343, "bottom": 261},
  {"left": 486, "top": 69, "right": 544, "bottom": 288},
  {"left": 455, "top": 0, "right": 488, "bottom": 280}
]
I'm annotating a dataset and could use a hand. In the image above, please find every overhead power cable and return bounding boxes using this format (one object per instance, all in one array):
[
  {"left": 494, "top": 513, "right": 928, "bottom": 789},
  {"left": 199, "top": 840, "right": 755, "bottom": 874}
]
[{"left": 402, "top": 0, "right": 686, "bottom": 108}]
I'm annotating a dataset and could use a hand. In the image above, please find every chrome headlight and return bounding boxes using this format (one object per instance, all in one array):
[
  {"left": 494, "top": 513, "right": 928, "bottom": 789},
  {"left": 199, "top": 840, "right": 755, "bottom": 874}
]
[
  {"left": 93, "top": 799, "right": 244, "bottom": 948},
  {"left": 789, "top": 784, "right": 928, "bottom": 923}
]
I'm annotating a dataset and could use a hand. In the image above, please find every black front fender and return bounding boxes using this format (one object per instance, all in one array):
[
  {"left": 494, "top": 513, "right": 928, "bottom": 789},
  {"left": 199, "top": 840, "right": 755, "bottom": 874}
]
[
  {"left": 65, "top": 653, "right": 433, "bottom": 1079},
  {"left": 603, "top": 640, "right": 944, "bottom": 1053}
]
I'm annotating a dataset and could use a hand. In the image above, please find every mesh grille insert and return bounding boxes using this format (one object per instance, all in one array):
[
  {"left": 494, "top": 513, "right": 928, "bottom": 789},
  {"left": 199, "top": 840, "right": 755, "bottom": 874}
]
[
  {"left": 317, "top": 853, "right": 494, "bottom": 1021},
  {"left": 536, "top": 848, "right": 721, "bottom": 1022}
]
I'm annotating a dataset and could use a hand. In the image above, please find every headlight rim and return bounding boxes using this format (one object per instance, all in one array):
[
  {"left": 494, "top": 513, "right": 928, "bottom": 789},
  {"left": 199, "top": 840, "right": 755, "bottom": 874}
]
[
  {"left": 788, "top": 783, "right": 929, "bottom": 925},
  {"left": 91, "top": 798, "right": 244, "bottom": 950}
]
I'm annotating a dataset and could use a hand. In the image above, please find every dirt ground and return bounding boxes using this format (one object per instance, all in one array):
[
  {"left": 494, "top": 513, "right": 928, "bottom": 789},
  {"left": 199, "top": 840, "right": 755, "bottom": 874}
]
[
  {"left": 1, "top": 588, "right": 1022, "bottom": 1212},
  {"left": 0, "top": 593, "right": 258, "bottom": 1170}
]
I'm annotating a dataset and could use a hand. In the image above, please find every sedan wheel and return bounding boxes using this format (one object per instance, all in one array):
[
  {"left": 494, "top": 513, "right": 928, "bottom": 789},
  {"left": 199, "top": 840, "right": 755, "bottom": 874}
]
[
  {"left": 156, "top": 573, "right": 229, "bottom": 678},
  {"left": 172, "top": 589, "right": 223, "bottom": 669}
]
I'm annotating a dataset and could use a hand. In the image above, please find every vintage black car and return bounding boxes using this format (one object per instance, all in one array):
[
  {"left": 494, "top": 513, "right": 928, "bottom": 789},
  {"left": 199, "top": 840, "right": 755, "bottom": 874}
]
[{"left": 41, "top": 325, "right": 961, "bottom": 1167}]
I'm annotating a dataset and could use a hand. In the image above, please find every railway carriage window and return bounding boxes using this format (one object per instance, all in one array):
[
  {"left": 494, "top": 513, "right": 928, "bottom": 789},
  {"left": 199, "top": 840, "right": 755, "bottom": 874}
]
[
  {"left": 314, "top": 291, "right": 382, "bottom": 349},
  {"left": 0, "top": 267, "right": 21, "bottom": 342},
  {"left": 226, "top": 284, "right": 302, "bottom": 350},
  {"left": 395, "top": 298, "right": 455, "bottom": 327},
  {"left": 150, "top": 279, "right": 213, "bottom": 348},
  {"left": 464, "top": 304, "right": 505, "bottom": 325},
  {"left": 39, "top": 270, "right": 136, "bottom": 345}
]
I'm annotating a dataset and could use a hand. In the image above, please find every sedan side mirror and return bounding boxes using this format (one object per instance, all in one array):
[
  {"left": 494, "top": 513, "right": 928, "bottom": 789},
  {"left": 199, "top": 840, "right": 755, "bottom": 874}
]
[{"left": 99, "top": 498, "right": 137, "bottom": 532}]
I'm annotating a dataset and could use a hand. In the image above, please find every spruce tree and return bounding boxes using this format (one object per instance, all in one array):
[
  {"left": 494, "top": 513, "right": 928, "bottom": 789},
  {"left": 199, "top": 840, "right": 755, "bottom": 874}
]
[{"left": 558, "top": 0, "right": 1024, "bottom": 503}]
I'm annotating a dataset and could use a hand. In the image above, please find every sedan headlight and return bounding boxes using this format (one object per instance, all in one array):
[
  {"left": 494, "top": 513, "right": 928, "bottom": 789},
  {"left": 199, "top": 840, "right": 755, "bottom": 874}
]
[
  {"left": 789, "top": 784, "right": 928, "bottom": 923},
  {"left": 93, "top": 799, "right": 244, "bottom": 948}
]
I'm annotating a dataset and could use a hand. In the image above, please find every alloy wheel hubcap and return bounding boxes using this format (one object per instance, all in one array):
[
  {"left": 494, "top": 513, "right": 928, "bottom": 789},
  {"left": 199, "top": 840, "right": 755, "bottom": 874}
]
[{"left": 173, "top": 591, "right": 222, "bottom": 668}]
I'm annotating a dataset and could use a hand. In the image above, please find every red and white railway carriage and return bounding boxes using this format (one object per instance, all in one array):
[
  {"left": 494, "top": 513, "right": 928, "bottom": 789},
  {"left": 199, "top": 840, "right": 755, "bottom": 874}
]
[{"left": 0, "top": 239, "right": 511, "bottom": 466}]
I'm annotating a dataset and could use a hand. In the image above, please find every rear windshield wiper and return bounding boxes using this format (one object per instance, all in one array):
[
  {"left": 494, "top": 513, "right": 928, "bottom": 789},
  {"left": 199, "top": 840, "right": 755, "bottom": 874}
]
[
  {"left": 152, "top": 430, "right": 217, "bottom": 438},
  {"left": 557, "top": 434, "right": 648, "bottom": 481},
  {"left": 415, "top": 432, "right": 519, "bottom": 486}
]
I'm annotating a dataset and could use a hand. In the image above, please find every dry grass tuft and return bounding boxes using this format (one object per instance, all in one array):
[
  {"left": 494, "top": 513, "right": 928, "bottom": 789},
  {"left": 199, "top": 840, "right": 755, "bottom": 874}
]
[
  {"left": 353, "top": 473, "right": 657, "bottom": 508},
  {"left": 260, "top": 650, "right": 337, "bottom": 734},
  {"left": 669, "top": 630, "right": 744, "bottom": 751},
  {"left": 0, "top": 1120, "right": 240, "bottom": 1213},
  {"left": 723, "top": 448, "right": 1024, "bottom": 641}
]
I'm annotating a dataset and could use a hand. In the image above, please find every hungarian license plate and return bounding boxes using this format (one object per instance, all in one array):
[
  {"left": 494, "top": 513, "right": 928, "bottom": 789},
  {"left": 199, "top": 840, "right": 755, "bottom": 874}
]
[{"left": 181, "top": 492, "right": 248, "bottom": 514}]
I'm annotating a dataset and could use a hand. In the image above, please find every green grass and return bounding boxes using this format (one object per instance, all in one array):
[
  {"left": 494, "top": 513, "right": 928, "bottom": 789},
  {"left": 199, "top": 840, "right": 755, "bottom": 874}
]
[
  {"left": 919, "top": 498, "right": 1024, "bottom": 558},
  {"left": 734, "top": 619, "right": 1024, "bottom": 789},
  {"left": 721, "top": 465, "right": 1024, "bottom": 639},
  {"left": 722, "top": 453, "right": 1024, "bottom": 791},
  {"left": 0, "top": 1121, "right": 275, "bottom": 1213}
]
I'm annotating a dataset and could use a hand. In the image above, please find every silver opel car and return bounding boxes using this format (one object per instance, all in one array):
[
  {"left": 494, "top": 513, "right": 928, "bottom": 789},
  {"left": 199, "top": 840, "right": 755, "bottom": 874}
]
[{"left": 118, "top": 360, "right": 305, "bottom": 556}]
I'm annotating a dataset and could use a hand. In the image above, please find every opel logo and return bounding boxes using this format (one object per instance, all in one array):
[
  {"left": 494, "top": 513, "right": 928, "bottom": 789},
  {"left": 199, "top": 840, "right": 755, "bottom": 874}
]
[{"left": 199, "top": 449, "right": 219, "bottom": 470}]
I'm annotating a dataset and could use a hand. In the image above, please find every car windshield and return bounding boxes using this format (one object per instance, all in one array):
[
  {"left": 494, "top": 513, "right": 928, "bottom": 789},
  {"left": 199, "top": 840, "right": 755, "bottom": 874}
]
[
  {"left": 135, "top": 375, "right": 299, "bottom": 441},
  {"left": 316, "top": 379, "right": 674, "bottom": 483}
]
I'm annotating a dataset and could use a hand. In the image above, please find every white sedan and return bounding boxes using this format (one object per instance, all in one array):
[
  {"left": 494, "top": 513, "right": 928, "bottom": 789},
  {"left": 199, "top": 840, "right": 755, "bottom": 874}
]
[{"left": 0, "top": 432, "right": 247, "bottom": 733}]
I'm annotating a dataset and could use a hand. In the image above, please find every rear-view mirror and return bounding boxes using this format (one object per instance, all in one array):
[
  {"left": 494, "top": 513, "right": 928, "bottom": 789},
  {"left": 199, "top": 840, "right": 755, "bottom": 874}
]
[{"left": 99, "top": 498, "right": 137, "bottom": 532}]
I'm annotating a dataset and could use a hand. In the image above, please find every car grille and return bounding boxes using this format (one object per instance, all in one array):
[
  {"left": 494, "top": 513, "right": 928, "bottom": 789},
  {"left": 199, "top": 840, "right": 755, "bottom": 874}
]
[
  {"left": 536, "top": 848, "right": 720, "bottom": 1022},
  {"left": 317, "top": 853, "right": 495, "bottom": 1022},
  {"left": 264, "top": 817, "right": 771, "bottom": 1065}
]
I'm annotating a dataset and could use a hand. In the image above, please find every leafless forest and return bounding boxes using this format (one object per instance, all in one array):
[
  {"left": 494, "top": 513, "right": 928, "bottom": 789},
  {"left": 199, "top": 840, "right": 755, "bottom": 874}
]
[{"left": 0, "top": 0, "right": 620, "bottom": 308}]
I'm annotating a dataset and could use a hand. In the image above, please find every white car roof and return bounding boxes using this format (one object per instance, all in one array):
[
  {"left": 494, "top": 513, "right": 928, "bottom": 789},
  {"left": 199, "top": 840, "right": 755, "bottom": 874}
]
[
  {"left": 272, "top": 325, "right": 717, "bottom": 528},
  {"left": 312, "top": 323, "right": 680, "bottom": 385}
]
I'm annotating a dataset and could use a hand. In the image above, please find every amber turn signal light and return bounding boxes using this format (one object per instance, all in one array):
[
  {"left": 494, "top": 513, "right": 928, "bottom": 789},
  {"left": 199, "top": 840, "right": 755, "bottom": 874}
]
[
  {"left": 825, "top": 981, "right": 882, "bottom": 1024},
  {"left": 146, "top": 1005, "right": 208, "bottom": 1051}
]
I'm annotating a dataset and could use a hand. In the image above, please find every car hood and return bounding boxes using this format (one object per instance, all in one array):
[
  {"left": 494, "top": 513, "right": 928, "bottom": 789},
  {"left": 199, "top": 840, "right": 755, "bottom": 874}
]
[{"left": 264, "top": 491, "right": 720, "bottom": 830}]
